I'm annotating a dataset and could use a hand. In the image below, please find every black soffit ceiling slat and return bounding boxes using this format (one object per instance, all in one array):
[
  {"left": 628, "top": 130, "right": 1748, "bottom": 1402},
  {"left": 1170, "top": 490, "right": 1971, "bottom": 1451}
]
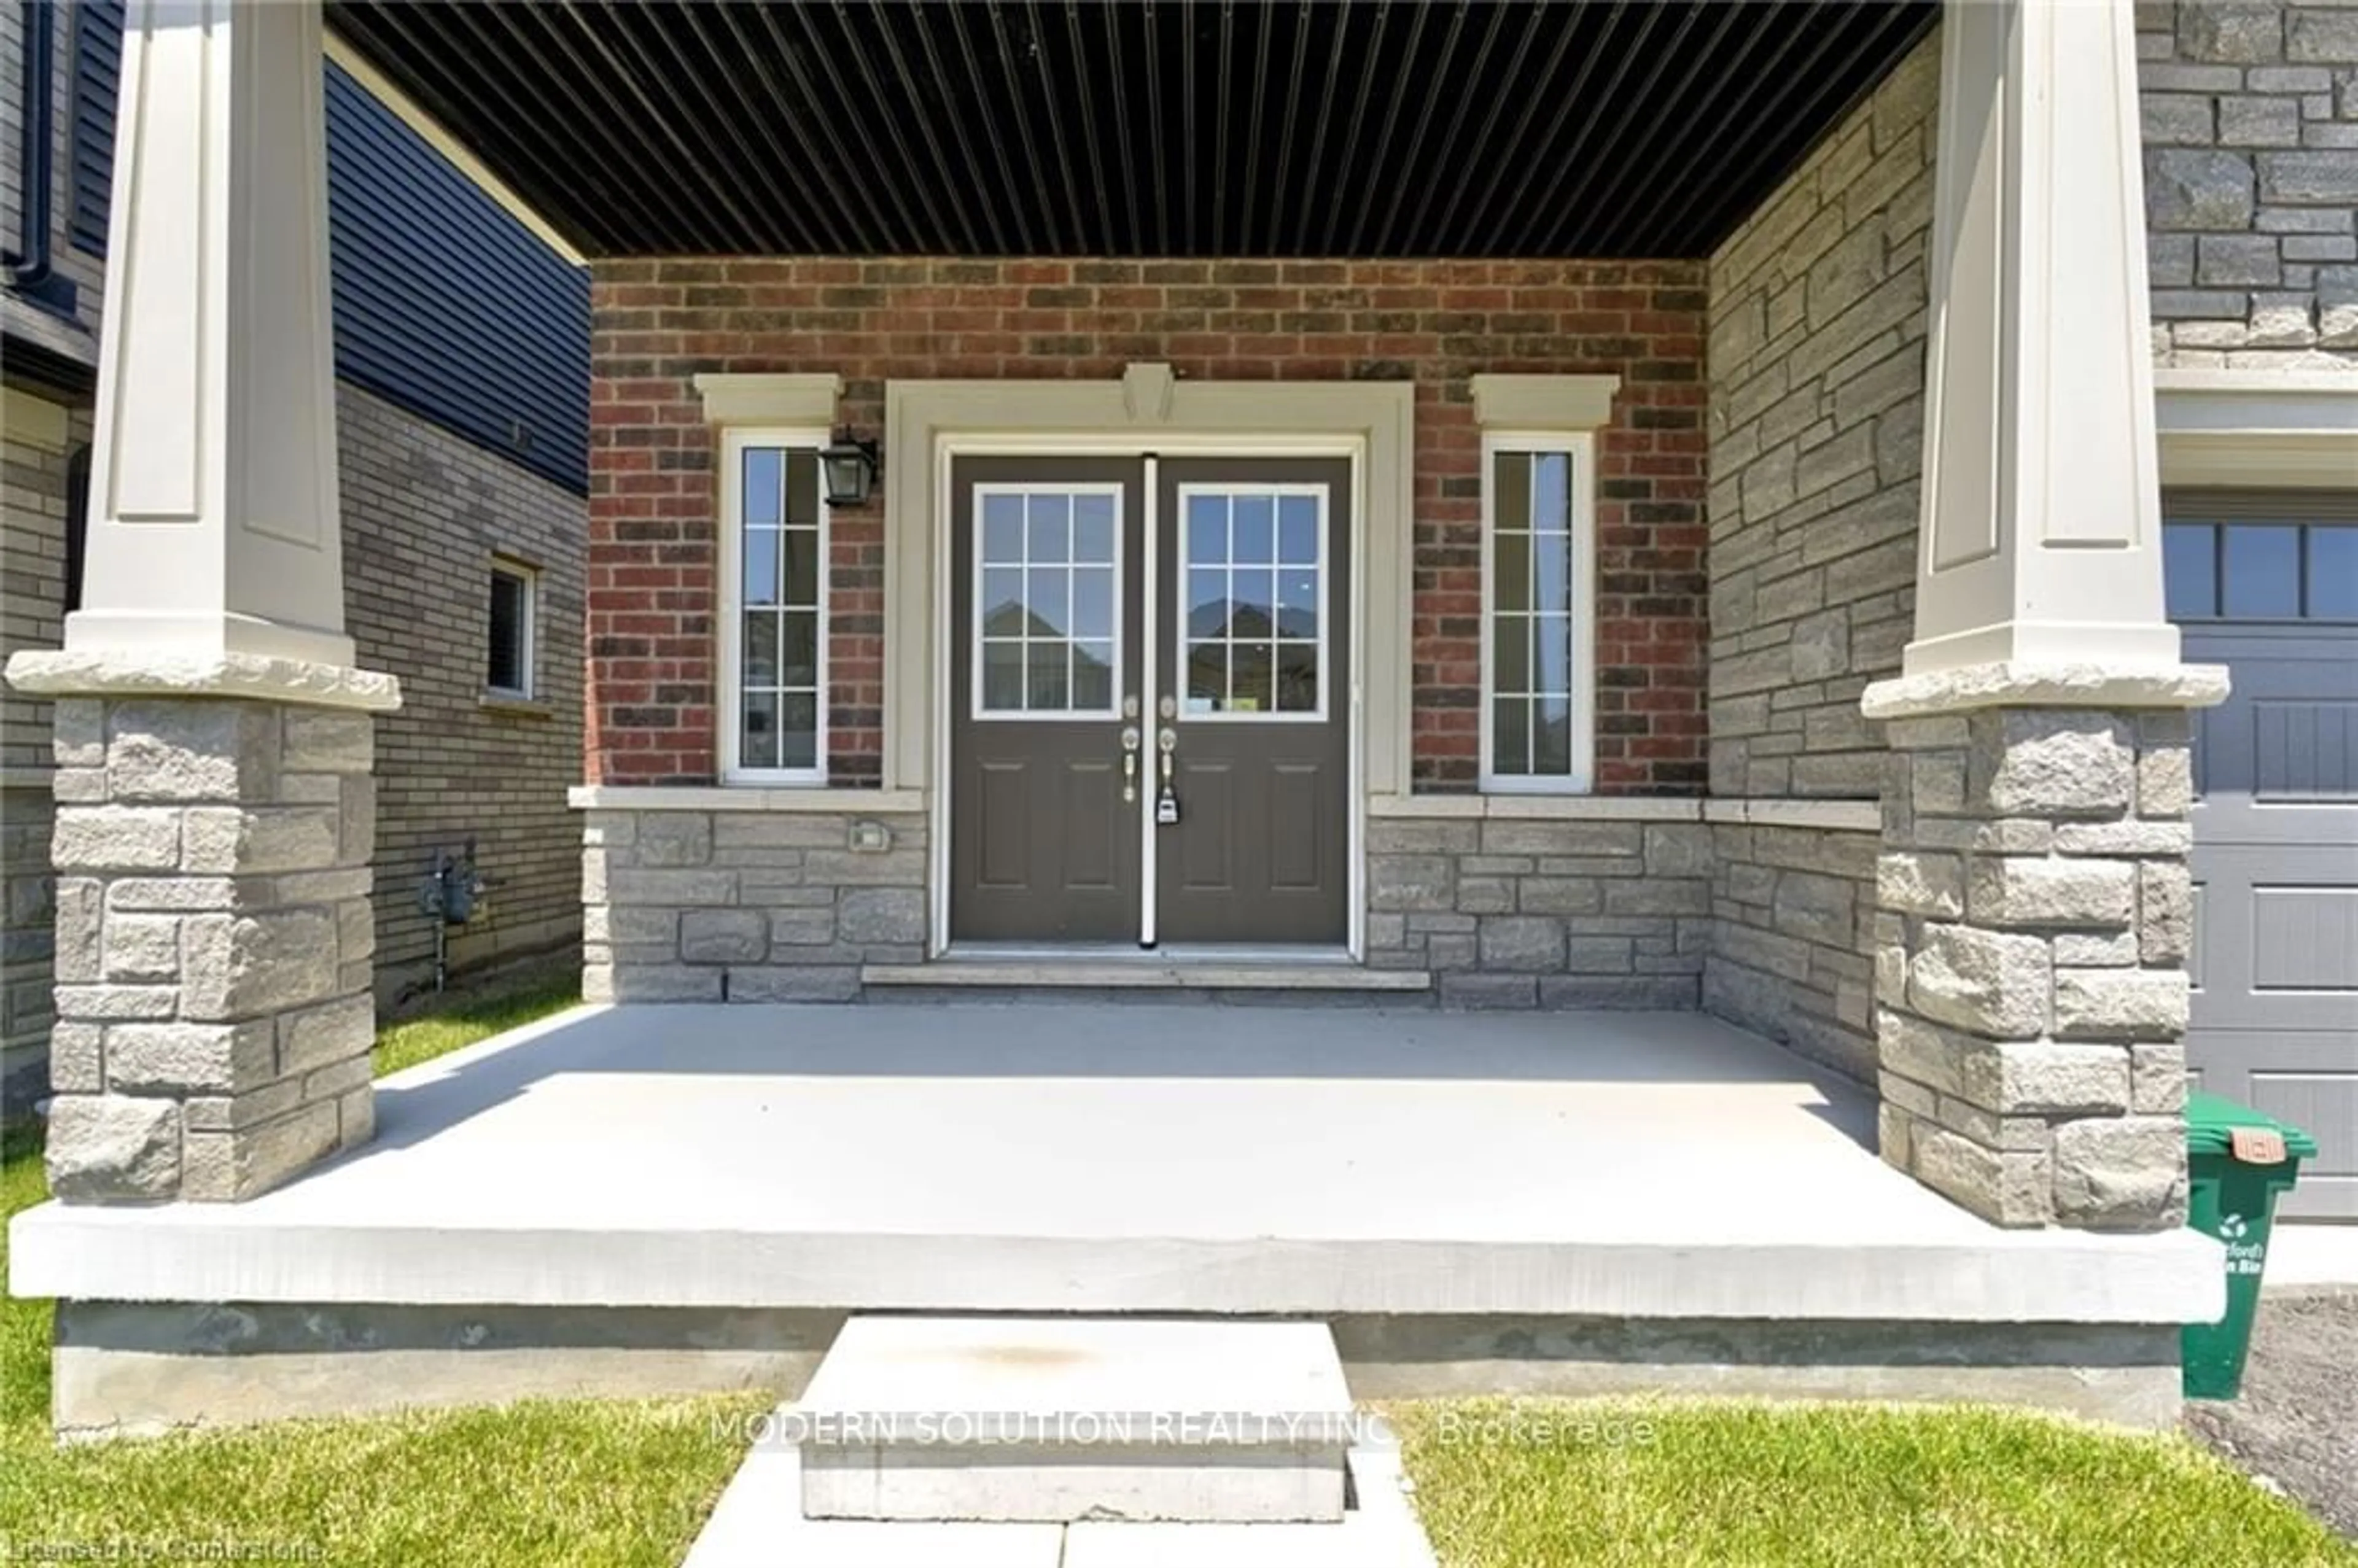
[{"left": 325, "top": 0, "right": 1937, "bottom": 261}]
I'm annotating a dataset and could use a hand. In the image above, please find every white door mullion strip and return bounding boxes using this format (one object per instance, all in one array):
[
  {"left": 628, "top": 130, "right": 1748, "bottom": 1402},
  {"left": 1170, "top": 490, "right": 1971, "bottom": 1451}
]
[{"left": 1139, "top": 456, "right": 1160, "bottom": 949}]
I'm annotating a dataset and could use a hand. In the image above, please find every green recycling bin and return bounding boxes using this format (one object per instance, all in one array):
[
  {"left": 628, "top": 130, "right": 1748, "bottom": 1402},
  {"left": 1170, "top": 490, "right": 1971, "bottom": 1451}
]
[{"left": 2182, "top": 1092, "right": 2317, "bottom": 1400}]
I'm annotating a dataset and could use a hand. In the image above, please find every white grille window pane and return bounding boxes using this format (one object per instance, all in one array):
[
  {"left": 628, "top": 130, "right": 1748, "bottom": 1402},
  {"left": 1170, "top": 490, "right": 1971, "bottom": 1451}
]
[
  {"left": 1186, "top": 494, "right": 1228, "bottom": 564},
  {"left": 1278, "top": 497, "right": 1319, "bottom": 564},
  {"left": 975, "top": 487, "right": 1122, "bottom": 716},
  {"left": 1073, "top": 642, "right": 1115, "bottom": 710},
  {"left": 1074, "top": 494, "right": 1117, "bottom": 563},
  {"left": 1072, "top": 568, "right": 1115, "bottom": 640},
  {"left": 1027, "top": 494, "right": 1071, "bottom": 564},
  {"left": 741, "top": 691, "right": 780, "bottom": 770},
  {"left": 779, "top": 695, "right": 818, "bottom": 770},
  {"left": 731, "top": 441, "right": 827, "bottom": 778},
  {"left": 1026, "top": 640, "right": 1070, "bottom": 709},
  {"left": 982, "top": 643, "right": 1024, "bottom": 710},
  {"left": 783, "top": 527, "right": 820, "bottom": 610},
  {"left": 1487, "top": 446, "right": 1582, "bottom": 783},
  {"left": 744, "top": 449, "right": 783, "bottom": 527},
  {"left": 1026, "top": 567, "right": 1070, "bottom": 638},
  {"left": 1493, "top": 698, "right": 1530, "bottom": 775},
  {"left": 1234, "top": 495, "right": 1275, "bottom": 563},
  {"left": 784, "top": 453, "right": 821, "bottom": 528},
  {"left": 982, "top": 494, "right": 1025, "bottom": 563},
  {"left": 1178, "top": 488, "right": 1323, "bottom": 719}
]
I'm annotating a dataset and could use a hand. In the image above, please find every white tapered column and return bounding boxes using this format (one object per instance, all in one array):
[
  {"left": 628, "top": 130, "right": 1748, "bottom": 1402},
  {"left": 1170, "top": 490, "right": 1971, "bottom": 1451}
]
[
  {"left": 1896, "top": 0, "right": 2214, "bottom": 688},
  {"left": 69, "top": 0, "right": 352, "bottom": 667},
  {"left": 5, "top": 0, "right": 397, "bottom": 1205},
  {"left": 1863, "top": 1, "right": 2224, "bottom": 1233}
]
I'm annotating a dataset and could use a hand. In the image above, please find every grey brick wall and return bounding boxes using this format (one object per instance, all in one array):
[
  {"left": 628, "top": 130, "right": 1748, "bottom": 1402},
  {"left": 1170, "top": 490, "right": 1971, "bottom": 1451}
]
[
  {"left": 1700, "top": 33, "right": 1937, "bottom": 1079},
  {"left": 339, "top": 384, "right": 585, "bottom": 1004},
  {"left": 582, "top": 809, "right": 928, "bottom": 1003},
  {"left": 2141, "top": 1, "right": 2358, "bottom": 366},
  {"left": 2, "top": 393, "right": 84, "bottom": 1107},
  {"left": 2, "top": 383, "right": 587, "bottom": 1106},
  {"left": 1364, "top": 815, "right": 1713, "bottom": 1010}
]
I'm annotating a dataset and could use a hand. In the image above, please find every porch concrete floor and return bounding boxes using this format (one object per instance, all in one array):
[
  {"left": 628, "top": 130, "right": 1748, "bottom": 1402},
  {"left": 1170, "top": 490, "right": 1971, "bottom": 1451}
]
[{"left": 10, "top": 1003, "right": 2217, "bottom": 1324}]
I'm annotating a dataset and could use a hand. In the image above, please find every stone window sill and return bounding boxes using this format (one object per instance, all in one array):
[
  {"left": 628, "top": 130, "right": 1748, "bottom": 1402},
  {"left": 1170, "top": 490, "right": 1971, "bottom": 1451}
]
[
  {"left": 481, "top": 693, "right": 554, "bottom": 720},
  {"left": 568, "top": 784, "right": 927, "bottom": 813}
]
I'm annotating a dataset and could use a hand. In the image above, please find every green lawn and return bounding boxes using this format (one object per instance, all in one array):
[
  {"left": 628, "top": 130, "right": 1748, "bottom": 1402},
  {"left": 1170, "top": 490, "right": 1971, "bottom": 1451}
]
[
  {"left": 373, "top": 973, "right": 586, "bottom": 1077},
  {"left": 1, "top": 977, "right": 770, "bottom": 1568},
  {"left": 1389, "top": 1398, "right": 2357, "bottom": 1567},
  {"left": 3, "top": 980, "right": 2352, "bottom": 1565}
]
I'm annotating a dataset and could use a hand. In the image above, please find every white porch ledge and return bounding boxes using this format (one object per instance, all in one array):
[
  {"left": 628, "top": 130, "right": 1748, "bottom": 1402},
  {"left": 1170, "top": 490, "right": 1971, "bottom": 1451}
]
[
  {"left": 569, "top": 785, "right": 928, "bottom": 813},
  {"left": 10, "top": 1003, "right": 2220, "bottom": 1327},
  {"left": 1700, "top": 799, "right": 1880, "bottom": 831},
  {"left": 1367, "top": 794, "right": 1702, "bottom": 820},
  {"left": 1367, "top": 796, "right": 1880, "bottom": 831}
]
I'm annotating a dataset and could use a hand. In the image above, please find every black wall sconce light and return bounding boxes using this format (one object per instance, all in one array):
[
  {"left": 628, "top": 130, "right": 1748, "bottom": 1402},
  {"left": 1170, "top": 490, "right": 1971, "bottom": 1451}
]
[{"left": 821, "top": 428, "right": 881, "bottom": 508}]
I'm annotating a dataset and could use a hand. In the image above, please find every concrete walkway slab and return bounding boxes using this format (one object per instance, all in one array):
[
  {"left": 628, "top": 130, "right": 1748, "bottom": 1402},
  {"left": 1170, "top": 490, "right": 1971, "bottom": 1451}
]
[
  {"left": 685, "top": 1440, "right": 1062, "bottom": 1568},
  {"left": 2267, "top": 1224, "right": 2358, "bottom": 1294}
]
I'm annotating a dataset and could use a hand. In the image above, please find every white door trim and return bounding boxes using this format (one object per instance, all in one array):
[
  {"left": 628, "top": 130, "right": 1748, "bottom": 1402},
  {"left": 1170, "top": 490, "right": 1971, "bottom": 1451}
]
[{"left": 925, "top": 435, "right": 1371, "bottom": 960}]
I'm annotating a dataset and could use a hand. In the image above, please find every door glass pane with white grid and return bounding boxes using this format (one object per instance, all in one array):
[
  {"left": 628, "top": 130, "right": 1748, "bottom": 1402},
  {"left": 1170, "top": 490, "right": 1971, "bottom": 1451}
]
[{"left": 975, "top": 487, "right": 1122, "bottom": 716}]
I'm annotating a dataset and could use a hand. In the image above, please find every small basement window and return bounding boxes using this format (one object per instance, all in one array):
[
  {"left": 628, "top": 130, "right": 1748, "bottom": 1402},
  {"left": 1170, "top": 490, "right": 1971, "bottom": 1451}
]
[{"left": 488, "top": 558, "right": 537, "bottom": 699}]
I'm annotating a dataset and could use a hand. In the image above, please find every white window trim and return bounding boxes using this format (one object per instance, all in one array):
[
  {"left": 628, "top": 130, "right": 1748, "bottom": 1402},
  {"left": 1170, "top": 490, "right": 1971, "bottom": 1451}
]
[
  {"left": 1479, "top": 429, "right": 1597, "bottom": 795},
  {"left": 969, "top": 481, "right": 1128, "bottom": 723},
  {"left": 1173, "top": 481, "right": 1334, "bottom": 724},
  {"left": 719, "top": 426, "right": 831, "bottom": 786},
  {"left": 486, "top": 556, "right": 539, "bottom": 702}
]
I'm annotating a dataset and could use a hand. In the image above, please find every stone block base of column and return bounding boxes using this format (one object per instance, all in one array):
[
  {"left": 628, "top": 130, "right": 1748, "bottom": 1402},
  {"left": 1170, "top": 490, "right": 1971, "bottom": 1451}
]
[
  {"left": 1872, "top": 703, "right": 2202, "bottom": 1232},
  {"left": 18, "top": 678, "right": 394, "bottom": 1203}
]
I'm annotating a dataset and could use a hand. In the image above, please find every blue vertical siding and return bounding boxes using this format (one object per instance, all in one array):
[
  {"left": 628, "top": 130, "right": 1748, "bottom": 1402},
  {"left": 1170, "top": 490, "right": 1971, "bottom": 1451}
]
[
  {"left": 321, "top": 60, "right": 590, "bottom": 495},
  {"left": 69, "top": 0, "right": 122, "bottom": 258},
  {"left": 66, "top": 4, "right": 590, "bottom": 497}
]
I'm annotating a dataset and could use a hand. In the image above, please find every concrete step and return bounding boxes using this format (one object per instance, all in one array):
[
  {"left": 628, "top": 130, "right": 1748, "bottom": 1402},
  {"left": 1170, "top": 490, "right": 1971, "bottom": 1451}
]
[
  {"left": 793, "top": 1316, "right": 1355, "bottom": 1524},
  {"left": 860, "top": 958, "right": 1431, "bottom": 992},
  {"left": 684, "top": 1441, "right": 1438, "bottom": 1568}
]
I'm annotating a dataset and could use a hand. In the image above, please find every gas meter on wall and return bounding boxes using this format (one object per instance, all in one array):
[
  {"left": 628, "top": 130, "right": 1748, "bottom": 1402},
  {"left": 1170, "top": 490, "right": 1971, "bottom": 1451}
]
[{"left": 419, "top": 840, "right": 488, "bottom": 925}]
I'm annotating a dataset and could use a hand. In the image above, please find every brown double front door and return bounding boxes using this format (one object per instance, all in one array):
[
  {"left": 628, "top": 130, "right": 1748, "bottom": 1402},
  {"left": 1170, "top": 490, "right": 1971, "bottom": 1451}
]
[{"left": 949, "top": 455, "right": 1351, "bottom": 947}]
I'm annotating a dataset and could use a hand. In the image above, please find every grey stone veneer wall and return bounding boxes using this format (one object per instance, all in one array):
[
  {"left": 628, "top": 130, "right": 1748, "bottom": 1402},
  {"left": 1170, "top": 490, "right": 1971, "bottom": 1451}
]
[
  {"left": 339, "top": 384, "right": 586, "bottom": 1004},
  {"left": 2140, "top": 1, "right": 2358, "bottom": 365},
  {"left": 1877, "top": 710, "right": 2197, "bottom": 1231},
  {"left": 44, "top": 698, "right": 379, "bottom": 1201},
  {"left": 1365, "top": 816, "right": 1712, "bottom": 1010},
  {"left": 1706, "top": 823, "right": 1879, "bottom": 1080},
  {"left": 582, "top": 809, "right": 928, "bottom": 1003},
  {"left": 1700, "top": 33, "right": 1937, "bottom": 1077}
]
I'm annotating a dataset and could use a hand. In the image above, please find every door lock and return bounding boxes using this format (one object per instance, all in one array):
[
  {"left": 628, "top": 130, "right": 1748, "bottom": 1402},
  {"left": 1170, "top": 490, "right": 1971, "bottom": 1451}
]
[
  {"left": 1156, "top": 728, "right": 1180, "bottom": 825},
  {"left": 1119, "top": 725, "right": 1142, "bottom": 803}
]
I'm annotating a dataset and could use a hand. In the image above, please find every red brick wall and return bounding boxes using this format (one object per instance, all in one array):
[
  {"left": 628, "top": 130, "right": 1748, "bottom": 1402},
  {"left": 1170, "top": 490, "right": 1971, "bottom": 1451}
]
[{"left": 588, "top": 257, "right": 1708, "bottom": 791}]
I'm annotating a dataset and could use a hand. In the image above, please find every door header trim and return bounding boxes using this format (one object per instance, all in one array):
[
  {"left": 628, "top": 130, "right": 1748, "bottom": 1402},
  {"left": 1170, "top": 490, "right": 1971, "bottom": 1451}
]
[{"left": 883, "top": 370, "right": 1414, "bottom": 796}]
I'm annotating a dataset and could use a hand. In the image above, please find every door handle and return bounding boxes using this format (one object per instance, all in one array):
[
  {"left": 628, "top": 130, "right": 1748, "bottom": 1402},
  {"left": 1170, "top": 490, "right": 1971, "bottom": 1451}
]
[
  {"left": 1120, "top": 725, "right": 1142, "bottom": 803},
  {"left": 1156, "top": 728, "right": 1180, "bottom": 825}
]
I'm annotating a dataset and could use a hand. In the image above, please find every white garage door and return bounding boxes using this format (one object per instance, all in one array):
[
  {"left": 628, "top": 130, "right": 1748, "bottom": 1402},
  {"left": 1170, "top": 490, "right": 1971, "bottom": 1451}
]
[{"left": 2166, "top": 500, "right": 2358, "bottom": 1219}]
